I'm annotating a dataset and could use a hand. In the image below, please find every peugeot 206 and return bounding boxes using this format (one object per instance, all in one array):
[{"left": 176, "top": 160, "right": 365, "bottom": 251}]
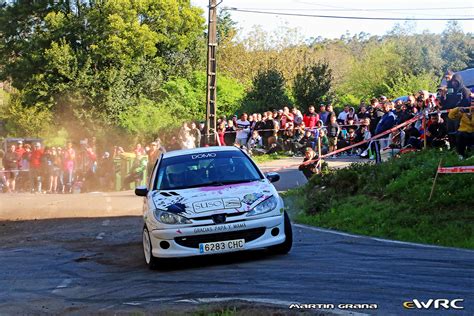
[{"left": 135, "top": 146, "right": 292, "bottom": 269}]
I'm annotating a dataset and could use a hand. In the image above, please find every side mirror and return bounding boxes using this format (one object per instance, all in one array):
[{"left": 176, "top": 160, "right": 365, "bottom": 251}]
[
  {"left": 266, "top": 172, "right": 280, "bottom": 183},
  {"left": 135, "top": 186, "right": 148, "bottom": 197}
]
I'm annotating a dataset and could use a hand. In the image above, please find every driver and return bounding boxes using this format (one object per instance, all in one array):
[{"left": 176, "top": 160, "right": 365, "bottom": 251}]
[{"left": 210, "top": 158, "right": 236, "bottom": 181}]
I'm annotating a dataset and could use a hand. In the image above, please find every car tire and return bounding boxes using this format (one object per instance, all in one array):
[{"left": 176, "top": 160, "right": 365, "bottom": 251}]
[
  {"left": 268, "top": 211, "right": 293, "bottom": 255},
  {"left": 143, "top": 226, "right": 159, "bottom": 270}
]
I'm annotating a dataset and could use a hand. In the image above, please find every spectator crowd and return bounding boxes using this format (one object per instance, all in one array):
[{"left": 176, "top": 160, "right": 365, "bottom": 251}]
[{"left": 1, "top": 71, "right": 473, "bottom": 191}]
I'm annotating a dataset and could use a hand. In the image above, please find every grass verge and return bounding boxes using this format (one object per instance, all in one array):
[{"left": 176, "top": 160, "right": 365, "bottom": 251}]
[
  {"left": 284, "top": 150, "right": 474, "bottom": 249},
  {"left": 251, "top": 152, "right": 289, "bottom": 164}
]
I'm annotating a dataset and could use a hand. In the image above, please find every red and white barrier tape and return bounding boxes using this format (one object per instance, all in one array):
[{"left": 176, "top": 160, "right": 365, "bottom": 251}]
[
  {"left": 299, "top": 114, "right": 421, "bottom": 166},
  {"left": 437, "top": 166, "right": 474, "bottom": 174}
]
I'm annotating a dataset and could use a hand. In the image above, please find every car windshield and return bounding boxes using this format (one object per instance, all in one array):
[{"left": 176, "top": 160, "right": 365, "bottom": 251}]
[{"left": 155, "top": 150, "right": 262, "bottom": 190}]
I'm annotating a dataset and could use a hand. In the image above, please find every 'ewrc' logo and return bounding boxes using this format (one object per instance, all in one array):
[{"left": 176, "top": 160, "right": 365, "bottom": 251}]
[{"left": 403, "top": 299, "right": 463, "bottom": 310}]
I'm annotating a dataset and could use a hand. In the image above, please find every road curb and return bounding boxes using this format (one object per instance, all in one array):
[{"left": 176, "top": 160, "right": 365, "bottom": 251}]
[{"left": 295, "top": 224, "right": 474, "bottom": 253}]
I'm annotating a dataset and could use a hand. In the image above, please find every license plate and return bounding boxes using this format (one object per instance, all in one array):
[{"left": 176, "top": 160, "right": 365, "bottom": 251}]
[{"left": 199, "top": 239, "right": 245, "bottom": 253}]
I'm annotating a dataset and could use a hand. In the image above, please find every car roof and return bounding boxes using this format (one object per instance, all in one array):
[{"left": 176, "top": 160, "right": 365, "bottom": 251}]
[{"left": 162, "top": 146, "right": 242, "bottom": 159}]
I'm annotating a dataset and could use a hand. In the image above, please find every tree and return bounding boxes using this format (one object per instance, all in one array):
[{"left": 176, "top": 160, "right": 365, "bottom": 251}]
[
  {"left": 293, "top": 61, "right": 333, "bottom": 110},
  {"left": 217, "top": 10, "right": 237, "bottom": 45},
  {"left": 0, "top": 0, "right": 206, "bottom": 135},
  {"left": 241, "top": 68, "right": 291, "bottom": 113},
  {"left": 441, "top": 21, "right": 474, "bottom": 71}
]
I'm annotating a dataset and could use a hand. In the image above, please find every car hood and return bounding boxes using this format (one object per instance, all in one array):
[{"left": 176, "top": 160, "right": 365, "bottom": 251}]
[{"left": 150, "top": 180, "right": 276, "bottom": 219}]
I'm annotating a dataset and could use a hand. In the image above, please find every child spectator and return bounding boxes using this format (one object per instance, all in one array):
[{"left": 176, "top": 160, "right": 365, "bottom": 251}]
[{"left": 247, "top": 130, "right": 265, "bottom": 155}]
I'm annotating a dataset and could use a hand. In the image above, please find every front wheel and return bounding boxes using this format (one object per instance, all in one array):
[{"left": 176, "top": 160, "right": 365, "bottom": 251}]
[
  {"left": 143, "top": 227, "right": 159, "bottom": 270},
  {"left": 268, "top": 211, "right": 293, "bottom": 255}
]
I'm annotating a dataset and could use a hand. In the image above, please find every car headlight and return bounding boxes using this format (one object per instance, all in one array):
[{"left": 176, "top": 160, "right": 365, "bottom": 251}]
[
  {"left": 153, "top": 210, "right": 192, "bottom": 225},
  {"left": 246, "top": 196, "right": 278, "bottom": 216}
]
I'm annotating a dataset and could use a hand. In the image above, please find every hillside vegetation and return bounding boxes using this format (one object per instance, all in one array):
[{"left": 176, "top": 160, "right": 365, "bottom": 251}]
[{"left": 285, "top": 150, "right": 474, "bottom": 249}]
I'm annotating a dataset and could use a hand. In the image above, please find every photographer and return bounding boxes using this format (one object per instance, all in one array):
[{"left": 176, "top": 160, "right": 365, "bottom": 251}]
[
  {"left": 298, "top": 147, "right": 318, "bottom": 179},
  {"left": 448, "top": 105, "right": 474, "bottom": 159}
]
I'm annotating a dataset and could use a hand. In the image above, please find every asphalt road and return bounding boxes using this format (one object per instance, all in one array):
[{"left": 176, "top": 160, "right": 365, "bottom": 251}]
[{"left": 0, "top": 159, "right": 473, "bottom": 315}]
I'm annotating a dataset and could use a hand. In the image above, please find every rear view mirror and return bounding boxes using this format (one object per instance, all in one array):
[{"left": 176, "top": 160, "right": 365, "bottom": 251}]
[
  {"left": 266, "top": 172, "right": 280, "bottom": 183},
  {"left": 135, "top": 186, "right": 148, "bottom": 197}
]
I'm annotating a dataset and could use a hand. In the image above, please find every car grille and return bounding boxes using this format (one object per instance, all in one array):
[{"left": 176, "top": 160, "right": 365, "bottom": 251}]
[{"left": 174, "top": 227, "right": 266, "bottom": 249}]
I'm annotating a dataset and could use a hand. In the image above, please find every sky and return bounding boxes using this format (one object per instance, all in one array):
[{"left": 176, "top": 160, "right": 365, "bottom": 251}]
[{"left": 191, "top": 0, "right": 474, "bottom": 40}]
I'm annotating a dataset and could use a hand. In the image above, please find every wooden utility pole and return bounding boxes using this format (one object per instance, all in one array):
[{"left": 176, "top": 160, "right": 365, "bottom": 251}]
[{"left": 205, "top": 0, "right": 218, "bottom": 145}]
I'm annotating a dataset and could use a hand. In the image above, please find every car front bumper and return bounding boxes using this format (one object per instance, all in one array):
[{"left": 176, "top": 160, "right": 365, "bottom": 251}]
[{"left": 148, "top": 214, "right": 285, "bottom": 258}]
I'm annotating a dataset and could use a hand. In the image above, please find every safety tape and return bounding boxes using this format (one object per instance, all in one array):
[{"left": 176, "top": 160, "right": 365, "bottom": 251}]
[
  {"left": 437, "top": 166, "right": 474, "bottom": 174},
  {"left": 300, "top": 114, "right": 421, "bottom": 166}
]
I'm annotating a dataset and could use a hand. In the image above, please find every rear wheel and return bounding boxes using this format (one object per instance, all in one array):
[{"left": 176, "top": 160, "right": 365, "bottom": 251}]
[
  {"left": 268, "top": 211, "right": 293, "bottom": 255},
  {"left": 143, "top": 227, "right": 159, "bottom": 270}
]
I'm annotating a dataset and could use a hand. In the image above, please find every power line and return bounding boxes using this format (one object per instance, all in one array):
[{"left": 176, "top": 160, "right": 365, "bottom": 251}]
[
  {"left": 235, "top": 8, "right": 474, "bottom": 18},
  {"left": 294, "top": 1, "right": 473, "bottom": 11},
  {"left": 237, "top": 6, "right": 474, "bottom": 12},
  {"left": 223, "top": 7, "right": 474, "bottom": 21}
]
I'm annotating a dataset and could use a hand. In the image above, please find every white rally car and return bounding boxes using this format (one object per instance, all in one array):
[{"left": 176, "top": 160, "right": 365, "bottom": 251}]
[{"left": 135, "top": 146, "right": 292, "bottom": 269}]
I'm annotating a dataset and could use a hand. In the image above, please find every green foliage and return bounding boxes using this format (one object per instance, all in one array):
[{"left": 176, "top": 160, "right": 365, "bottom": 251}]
[
  {"left": 288, "top": 150, "right": 474, "bottom": 249},
  {"left": 293, "top": 61, "right": 333, "bottom": 111},
  {"left": 117, "top": 71, "right": 244, "bottom": 139},
  {"left": 383, "top": 71, "right": 438, "bottom": 98},
  {"left": 441, "top": 21, "right": 474, "bottom": 71},
  {"left": 241, "top": 68, "right": 291, "bottom": 113},
  {"left": 118, "top": 98, "right": 177, "bottom": 141},
  {"left": 217, "top": 10, "right": 237, "bottom": 44},
  {"left": 338, "top": 42, "right": 403, "bottom": 100},
  {"left": 3, "top": 95, "right": 53, "bottom": 137},
  {"left": 160, "top": 71, "right": 245, "bottom": 119},
  {"left": 334, "top": 94, "right": 360, "bottom": 108},
  {"left": 0, "top": 0, "right": 206, "bottom": 134}
]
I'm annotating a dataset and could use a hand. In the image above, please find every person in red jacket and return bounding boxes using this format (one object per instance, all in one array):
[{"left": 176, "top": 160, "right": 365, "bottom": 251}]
[
  {"left": 303, "top": 105, "right": 319, "bottom": 130},
  {"left": 30, "top": 142, "right": 44, "bottom": 193}
]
